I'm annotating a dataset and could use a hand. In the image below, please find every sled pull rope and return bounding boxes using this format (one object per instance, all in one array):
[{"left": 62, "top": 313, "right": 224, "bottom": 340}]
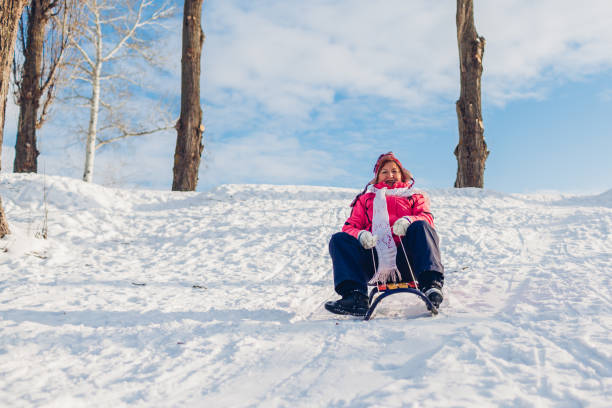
[
  {"left": 399, "top": 239, "right": 419, "bottom": 291},
  {"left": 371, "top": 248, "right": 377, "bottom": 276}
]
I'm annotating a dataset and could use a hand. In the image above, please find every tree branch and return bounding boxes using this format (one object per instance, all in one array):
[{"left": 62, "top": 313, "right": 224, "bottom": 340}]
[
  {"left": 103, "top": 0, "right": 146, "bottom": 61},
  {"left": 70, "top": 38, "right": 95, "bottom": 69},
  {"left": 95, "top": 122, "right": 175, "bottom": 149}
]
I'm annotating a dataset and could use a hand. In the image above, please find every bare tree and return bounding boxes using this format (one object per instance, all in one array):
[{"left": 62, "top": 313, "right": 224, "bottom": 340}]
[
  {"left": 1, "top": 0, "right": 30, "bottom": 237},
  {"left": 172, "top": 0, "right": 204, "bottom": 191},
  {"left": 454, "top": 0, "right": 488, "bottom": 188},
  {"left": 12, "top": 0, "right": 77, "bottom": 173},
  {"left": 69, "top": 0, "right": 174, "bottom": 183}
]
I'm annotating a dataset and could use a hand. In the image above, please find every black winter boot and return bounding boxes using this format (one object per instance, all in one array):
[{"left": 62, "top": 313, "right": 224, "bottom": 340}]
[
  {"left": 419, "top": 270, "right": 444, "bottom": 308},
  {"left": 422, "top": 280, "right": 443, "bottom": 308},
  {"left": 324, "top": 290, "right": 369, "bottom": 316}
]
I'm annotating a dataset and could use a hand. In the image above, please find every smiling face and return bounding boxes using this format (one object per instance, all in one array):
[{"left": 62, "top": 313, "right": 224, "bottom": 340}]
[{"left": 376, "top": 160, "right": 402, "bottom": 187}]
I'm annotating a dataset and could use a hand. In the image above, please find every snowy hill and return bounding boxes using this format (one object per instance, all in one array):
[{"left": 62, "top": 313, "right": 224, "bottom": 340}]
[{"left": 1, "top": 173, "right": 610, "bottom": 407}]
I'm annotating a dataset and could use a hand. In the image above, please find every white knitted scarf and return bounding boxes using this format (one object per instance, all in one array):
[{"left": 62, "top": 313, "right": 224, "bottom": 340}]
[{"left": 367, "top": 184, "right": 416, "bottom": 284}]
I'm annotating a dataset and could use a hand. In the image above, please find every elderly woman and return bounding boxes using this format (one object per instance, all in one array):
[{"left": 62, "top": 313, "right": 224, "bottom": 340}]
[{"left": 325, "top": 152, "right": 445, "bottom": 316}]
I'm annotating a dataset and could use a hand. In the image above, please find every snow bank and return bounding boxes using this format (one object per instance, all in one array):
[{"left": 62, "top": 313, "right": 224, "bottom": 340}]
[{"left": 1, "top": 174, "right": 610, "bottom": 407}]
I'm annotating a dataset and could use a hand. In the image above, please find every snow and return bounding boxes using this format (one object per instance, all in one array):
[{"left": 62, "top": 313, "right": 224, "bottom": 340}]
[{"left": 1, "top": 173, "right": 611, "bottom": 407}]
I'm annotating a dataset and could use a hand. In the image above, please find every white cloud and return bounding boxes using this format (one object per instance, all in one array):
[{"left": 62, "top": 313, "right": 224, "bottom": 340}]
[
  {"left": 202, "top": 0, "right": 457, "bottom": 117},
  {"left": 201, "top": 0, "right": 612, "bottom": 113},
  {"left": 478, "top": 0, "right": 612, "bottom": 104},
  {"left": 198, "top": 132, "right": 349, "bottom": 188},
  {"left": 599, "top": 89, "right": 612, "bottom": 102}
]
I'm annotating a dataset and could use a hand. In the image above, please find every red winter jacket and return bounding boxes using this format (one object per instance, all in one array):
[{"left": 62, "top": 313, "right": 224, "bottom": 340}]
[{"left": 342, "top": 182, "right": 435, "bottom": 244}]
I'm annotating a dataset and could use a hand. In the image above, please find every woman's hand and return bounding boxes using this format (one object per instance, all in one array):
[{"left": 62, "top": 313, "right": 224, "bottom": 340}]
[
  {"left": 392, "top": 217, "right": 411, "bottom": 236},
  {"left": 358, "top": 230, "right": 377, "bottom": 249}
]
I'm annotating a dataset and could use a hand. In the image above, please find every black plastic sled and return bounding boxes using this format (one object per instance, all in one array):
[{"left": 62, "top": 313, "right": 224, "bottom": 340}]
[{"left": 364, "top": 282, "right": 438, "bottom": 321}]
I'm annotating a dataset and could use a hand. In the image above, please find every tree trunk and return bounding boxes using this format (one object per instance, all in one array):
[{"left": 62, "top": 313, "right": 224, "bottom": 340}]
[
  {"left": 82, "top": 60, "right": 101, "bottom": 182},
  {"left": 0, "top": 196, "right": 9, "bottom": 238},
  {"left": 82, "top": 7, "right": 103, "bottom": 183},
  {"left": 1, "top": 0, "right": 29, "bottom": 237},
  {"left": 14, "top": 1, "right": 49, "bottom": 173},
  {"left": 454, "top": 0, "right": 488, "bottom": 188},
  {"left": 172, "top": 0, "right": 204, "bottom": 191}
]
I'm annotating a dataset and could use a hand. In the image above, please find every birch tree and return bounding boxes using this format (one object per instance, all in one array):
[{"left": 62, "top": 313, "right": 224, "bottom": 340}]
[
  {"left": 70, "top": 0, "right": 173, "bottom": 183},
  {"left": 1, "top": 0, "right": 30, "bottom": 237},
  {"left": 13, "top": 0, "right": 77, "bottom": 173},
  {"left": 454, "top": 0, "right": 488, "bottom": 188},
  {"left": 172, "top": 0, "right": 204, "bottom": 191}
]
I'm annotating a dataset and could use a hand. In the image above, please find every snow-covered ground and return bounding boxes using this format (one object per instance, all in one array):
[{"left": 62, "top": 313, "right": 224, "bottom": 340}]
[{"left": 1, "top": 173, "right": 610, "bottom": 407}]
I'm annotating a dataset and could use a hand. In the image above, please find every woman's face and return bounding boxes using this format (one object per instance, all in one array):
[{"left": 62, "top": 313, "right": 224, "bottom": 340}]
[{"left": 377, "top": 161, "right": 402, "bottom": 187}]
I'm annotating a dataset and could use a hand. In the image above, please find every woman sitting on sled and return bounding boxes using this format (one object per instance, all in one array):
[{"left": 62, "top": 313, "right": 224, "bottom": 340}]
[{"left": 325, "top": 152, "right": 445, "bottom": 316}]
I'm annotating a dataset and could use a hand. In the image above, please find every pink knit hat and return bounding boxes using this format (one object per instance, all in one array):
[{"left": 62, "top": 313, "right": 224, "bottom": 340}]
[{"left": 369, "top": 152, "right": 414, "bottom": 186}]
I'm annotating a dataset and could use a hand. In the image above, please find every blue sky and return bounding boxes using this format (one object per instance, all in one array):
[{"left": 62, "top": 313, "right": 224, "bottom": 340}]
[{"left": 2, "top": 0, "right": 612, "bottom": 194}]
